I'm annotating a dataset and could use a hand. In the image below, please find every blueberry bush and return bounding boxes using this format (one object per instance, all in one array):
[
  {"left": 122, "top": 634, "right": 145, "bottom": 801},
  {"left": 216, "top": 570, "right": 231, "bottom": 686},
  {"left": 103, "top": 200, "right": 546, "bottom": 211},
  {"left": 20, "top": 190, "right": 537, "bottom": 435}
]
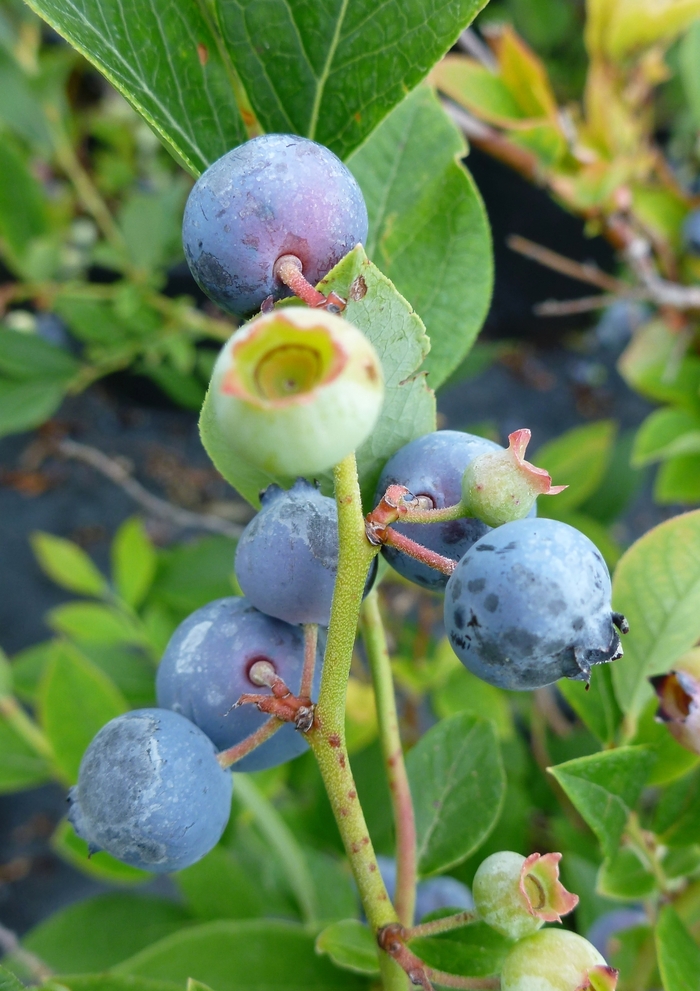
[{"left": 1, "top": 2, "right": 700, "bottom": 991}]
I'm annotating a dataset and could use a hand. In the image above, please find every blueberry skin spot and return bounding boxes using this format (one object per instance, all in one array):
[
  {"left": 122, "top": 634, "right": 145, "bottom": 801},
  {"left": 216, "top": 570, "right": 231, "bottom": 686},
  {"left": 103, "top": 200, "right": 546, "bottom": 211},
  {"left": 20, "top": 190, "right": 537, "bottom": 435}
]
[
  {"left": 468, "top": 578, "right": 486, "bottom": 594},
  {"left": 453, "top": 606, "right": 465, "bottom": 630},
  {"left": 484, "top": 593, "right": 499, "bottom": 613}
]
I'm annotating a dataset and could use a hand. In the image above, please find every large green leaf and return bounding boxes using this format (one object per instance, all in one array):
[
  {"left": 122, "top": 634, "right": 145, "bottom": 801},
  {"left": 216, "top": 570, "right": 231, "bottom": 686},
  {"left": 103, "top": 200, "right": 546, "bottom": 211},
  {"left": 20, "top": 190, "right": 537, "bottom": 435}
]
[
  {"left": 216, "top": 0, "right": 488, "bottom": 161},
  {"left": 348, "top": 86, "right": 492, "bottom": 388},
  {"left": 22, "top": 895, "right": 192, "bottom": 974},
  {"left": 315, "top": 920, "right": 379, "bottom": 976},
  {"left": 41, "top": 979, "right": 179, "bottom": 991},
  {"left": 39, "top": 641, "right": 128, "bottom": 783},
  {"left": 31, "top": 532, "right": 109, "bottom": 598},
  {"left": 0, "top": 138, "right": 48, "bottom": 269},
  {"left": 655, "top": 454, "right": 700, "bottom": 505},
  {"left": 115, "top": 920, "right": 368, "bottom": 990},
  {"left": 534, "top": 420, "right": 617, "bottom": 513},
  {"left": 175, "top": 846, "right": 265, "bottom": 921},
  {"left": 612, "top": 510, "right": 700, "bottom": 719},
  {"left": 200, "top": 246, "right": 435, "bottom": 507},
  {"left": 557, "top": 663, "right": 622, "bottom": 746},
  {"left": 656, "top": 906, "right": 700, "bottom": 991},
  {"left": 409, "top": 921, "right": 512, "bottom": 979},
  {"left": 632, "top": 408, "right": 700, "bottom": 467},
  {"left": 548, "top": 747, "right": 656, "bottom": 859},
  {"left": 23, "top": 0, "right": 248, "bottom": 176},
  {"left": 407, "top": 713, "right": 505, "bottom": 876},
  {"left": 111, "top": 518, "right": 157, "bottom": 609}
]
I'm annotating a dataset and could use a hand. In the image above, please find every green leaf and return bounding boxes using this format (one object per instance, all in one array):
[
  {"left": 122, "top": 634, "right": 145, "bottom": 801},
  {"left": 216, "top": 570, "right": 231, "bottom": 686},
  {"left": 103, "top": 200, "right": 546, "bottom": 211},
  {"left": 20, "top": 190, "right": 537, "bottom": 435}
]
[
  {"left": 315, "top": 920, "right": 379, "bottom": 976},
  {"left": 611, "top": 510, "right": 700, "bottom": 718},
  {"left": 533, "top": 420, "right": 617, "bottom": 512},
  {"left": 632, "top": 408, "right": 700, "bottom": 467},
  {"left": 47, "top": 603, "right": 148, "bottom": 647},
  {"left": 200, "top": 246, "right": 436, "bottom": 507},
  {"left": 39, "top": 641, "right": 128, "bottom": 783},
  {"left": 655, "top": 454, "right": 700, "bottom": 504},
  {"left": 348, "top": 86, "right": 492, "bottom": 388},
  {"left": 656, "top": 906, "right": 700, "bottom": 991},
  {"left": 596, "top": 846, "right": 657, "bottom": 900},
  {"left": 31, "top": 532, "right": 108, "bottom": 598},
  {"left": 0, "top": 714, "right": 51, "bottom": 793},
  {"left": 654, "top": 767, "right": 700, "bottom": 847},
  {"left": 0, "top": 966, "right": 26, "bottom": 991},
  {"left": 0, "top": 137, "right": 48, "bottom": 268},
  {"left": 11, "top": 640, "right": 57, "bottom": 703},
  {"left": 557, "top": 663, "right": 622, "bottom": 746},
  {"left": 306, "top": 849, "right": 359, "bottom": 925},
  {"left": 188, "top": 983, "right": 217, "bottom": 991},
  {"left": 618, "top": 320, "right": 700, "bottom": 413},
  {"left": 115, "top": 920, "right": 368, "bottom": 990},
  {"left": 548, "top": 746, "right": 656, "bottom": 858},
  {"left": 0, "top": 328, "right": 79, "bottom": 380},
  {"left": 118, "top": 186, "right": 186, "bottom": 272},
  {"left": 431, "top": 666, "right": 513, "bottom": 741},
  {"left": 216, "top": 0, "right": 488, "bottom": 161},
  {"left": 408, "top": 921, "right": 512, "bottom": 978},
  {"left": 23, "top": 0, "right": 247, "bottom": 177},
  {"left": 41, "top": 978, "right": 179, "bottom": 991},
  {"left": 22, "top": 895, "right": 192, "bottom": 974},
  {"left": 111, "top": 518, "right": 157, "bottom": 609},
  {"left": 0, "top": 377, "right": 68, "bottom": 438},
  {"left": 150, "top": 536, "right": 238, "bottom": 615},
  {"left": 0, "top": 48, "right": 51, "bottom": 149},
  {"left": 407, "top": 713, "right": 505, "bottom": 876},
  {"left": 175, "top": 846, "right": 265, "bottom": 921},
  {"left": 630, "top": 698, "right": 699, "bottom": 786},
  {"left": 681, "top": 20, "right": 700, "bottom": 129},
  {"left": 432, "top": 55, "right": 530, "bottom": 124},
  {"left": 52, "top": 818, "right": 151, "bottom": 884}
]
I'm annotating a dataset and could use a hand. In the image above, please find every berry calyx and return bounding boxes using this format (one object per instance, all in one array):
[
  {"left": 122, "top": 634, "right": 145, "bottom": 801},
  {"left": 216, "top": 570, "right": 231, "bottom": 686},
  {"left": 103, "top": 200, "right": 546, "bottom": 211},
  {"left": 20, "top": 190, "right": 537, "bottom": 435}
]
[
  {"left": 205, "top": 307, "right": 384, "bottom": 477},
  {"left": 473, "top": 851, "right": 578, "bottom": 940},
  {"left": 500, "top": 929, "right": 618, "bottom": 991},
  {"left": 651, "top": 648, "right": 700, "bottom": 755},
  {"left": 461, "top": 428, "right": 567, "bottom": 527},
  {"left": 182, "top": 134, "right": 368, "bottom": 316}
]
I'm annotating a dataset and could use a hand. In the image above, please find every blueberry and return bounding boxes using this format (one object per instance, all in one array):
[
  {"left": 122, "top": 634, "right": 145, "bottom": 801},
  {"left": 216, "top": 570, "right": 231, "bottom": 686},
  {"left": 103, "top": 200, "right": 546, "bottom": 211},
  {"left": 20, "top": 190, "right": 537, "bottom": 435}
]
[
  {"left": 68, "top": 708, "right": 232, "bottom": 873},
  {"left": 444, "top": 518, "right": 623, "bottom": 690},
  {"left": 586, "top": 908, "right": 647, "bottom": 958},
  {"left": 182, "top": 134, "right": 368, "bottom": 316},
  {"left": 500, "top": 930, "right": 610, "bottom": 991},
  {"left": 375, "top": 856, "right": 473, "bottom": 923},
  {"left": 374, "top": 431, "right": 506, "bottom": 590},
  {"left": 594, "top": 301, "right": 649, "bottom": 350},
  {"left": 156, "top": 597, "right": 325, "bottom": 771},
  {"left": 235, "top": 478, "right": 377, "bottom": 626},
  {"left": 683, "top": 208, "right": 700, "bottom": 256}
]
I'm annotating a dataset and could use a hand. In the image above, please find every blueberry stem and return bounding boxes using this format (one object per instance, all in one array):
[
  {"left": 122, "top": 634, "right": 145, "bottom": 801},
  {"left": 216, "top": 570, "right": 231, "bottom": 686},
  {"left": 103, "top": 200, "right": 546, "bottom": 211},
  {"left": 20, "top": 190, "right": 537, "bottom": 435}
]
[
  {"left": 274, "top": 254, "right": 347, "bottom": 311},
  {"left": 398, "top": 500, "right": 469, "bottom": 524},
  {"left": 216, "top": 716, "right": 283, "bottom": 769},
  {"left": 382, "top": 528, "right": 457, "bottom": 577},
  {"left": 361, "top": 590, "right": 417, "bottom": 928},
  {"left": 301, "top": 623, "right": 319, "bottom": 699},
  {"left": 402, "top": 910, "right": 478, "bottom": 940},
  {"left": 307, "top": 453, "right": 406, "bottom": 990}
]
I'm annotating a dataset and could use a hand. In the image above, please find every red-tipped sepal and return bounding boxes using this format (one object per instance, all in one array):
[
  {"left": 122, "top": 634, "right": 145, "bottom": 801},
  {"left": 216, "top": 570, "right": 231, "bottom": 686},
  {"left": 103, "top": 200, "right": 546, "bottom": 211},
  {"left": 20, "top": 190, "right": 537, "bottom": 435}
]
[
  {"left": 519, "top": 852, "right": 579, "bottom": 923},
  {"left": 651, "top": 648, "right": 700, "bottom": 755}
]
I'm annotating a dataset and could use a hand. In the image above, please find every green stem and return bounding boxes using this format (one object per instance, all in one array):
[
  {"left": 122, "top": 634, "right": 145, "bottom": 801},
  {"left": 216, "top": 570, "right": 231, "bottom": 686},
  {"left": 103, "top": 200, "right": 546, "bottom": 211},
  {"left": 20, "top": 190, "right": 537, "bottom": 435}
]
[
  {"left": 404, "top": 910, "right": 477, "bottom": 939},
  {"left": 0, "top": 695, "right": 54, "bottom": 762},
  {"left": 307, "top": 454, "right": 405, "bottom": 989},
  {"left": 399, "top": 501, "right": 469, "bottom": 524},
  {"left": 233, "top": 773, "right": 318, "bottom": 927},
  {"left": 361, "top": 590, "right": 417, "bottom": 928}
]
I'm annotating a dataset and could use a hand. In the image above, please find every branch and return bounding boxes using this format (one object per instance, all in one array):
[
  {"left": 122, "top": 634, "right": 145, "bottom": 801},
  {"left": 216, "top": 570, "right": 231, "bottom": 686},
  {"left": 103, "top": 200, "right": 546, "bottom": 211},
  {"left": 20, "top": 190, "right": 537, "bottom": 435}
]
[
  {"left": 56, "top": 439, "right": 243, "bottom": 538},
  {"left": 0, "top": 920, "right": 53, "bottom": 982},
  {"left": 441, "top": 100, "right": 541, "bottom": 183},
  {"left": 507, "top": 236, "right": 627, "bottom": 293},
  {"left": 533, "top": 293, "right": 623, "bottom": 316},
  {"left": 456, "top": 29, "right": 498, "bottom": 72}
]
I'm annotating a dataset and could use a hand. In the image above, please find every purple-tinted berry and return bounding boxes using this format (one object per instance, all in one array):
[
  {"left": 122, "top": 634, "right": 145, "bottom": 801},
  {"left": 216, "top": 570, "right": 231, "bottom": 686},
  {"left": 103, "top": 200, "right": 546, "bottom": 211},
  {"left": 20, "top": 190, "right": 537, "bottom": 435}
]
[
  {"left": 182, "top": 134, "right": 368, "bottom": 316},
  {"left": 156, "top": 597, "right": 324, "bottom": 771},
  {"left": 375, "top": 856, "right": 473, "bottom": 923},
  {"left": 68, "top": 708, "right": 232, "bottom": 873},
  {"left": 374, "top": 431, "right": 504, "bottom": 590},
  {"left": 445, "top": 519, "right": 623, "bottom": 690},
  {"left": 683, "top": 208, "right": 700, "bottom": 256},
  {"left": 235, "top": 478, "right": 376, "bottom": 626},
  {"left": 586, "top": 909, "right": 647, "bottom": 958}
]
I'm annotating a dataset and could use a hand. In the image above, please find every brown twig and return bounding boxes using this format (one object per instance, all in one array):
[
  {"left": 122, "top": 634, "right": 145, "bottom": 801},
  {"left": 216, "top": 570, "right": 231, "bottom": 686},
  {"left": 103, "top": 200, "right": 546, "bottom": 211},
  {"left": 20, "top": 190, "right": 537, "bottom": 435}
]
[
  {"left": 441, "top": 101, "right": 542, "bottom": 183},
  {"left": 533, "top": 293, "right": 624, "bottom": 316},
  {"left": 507, "top": 235, "right": 627, "bottom": 293},
  {"left": 0, "top": 920, "right": 53, "bottom": 982},
  {"left": 456, "top": 28, "right": 498, "bottom": 72},
  {"left": 56, "top": 439, "right": 243, "bottom": 538}
]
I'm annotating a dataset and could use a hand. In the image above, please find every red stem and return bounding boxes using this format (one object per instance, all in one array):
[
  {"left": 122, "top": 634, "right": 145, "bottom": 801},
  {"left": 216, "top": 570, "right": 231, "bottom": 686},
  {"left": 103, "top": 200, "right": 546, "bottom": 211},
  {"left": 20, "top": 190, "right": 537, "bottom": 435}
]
[
  {"left": 382, "top": 527, "right": 457, "bottom": 577},
  {"left": 274, "top": 255, "right": 346, "bottom": 311},
  {"left": 216, "top": 716, "right": 282, "bottom": 769},
  {"left": 301, "top": 623, "right": 318, "bottom": 699}
]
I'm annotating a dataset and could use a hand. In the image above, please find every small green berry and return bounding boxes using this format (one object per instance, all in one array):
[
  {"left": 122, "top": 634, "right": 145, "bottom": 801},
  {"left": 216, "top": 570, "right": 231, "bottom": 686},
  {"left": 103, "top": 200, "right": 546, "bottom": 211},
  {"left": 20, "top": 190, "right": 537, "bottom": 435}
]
[
  {"left": 461, "top": 429, "right": 566, "bottom": 527},
  {"left": 500, "top": 929, "right": 618, "bottom": 991},
  {"left": 472, "top": 851, "right": 578, "bottom": 940},
  {"left": 206, "top": 306, "right": 384, "bottom": 476}
]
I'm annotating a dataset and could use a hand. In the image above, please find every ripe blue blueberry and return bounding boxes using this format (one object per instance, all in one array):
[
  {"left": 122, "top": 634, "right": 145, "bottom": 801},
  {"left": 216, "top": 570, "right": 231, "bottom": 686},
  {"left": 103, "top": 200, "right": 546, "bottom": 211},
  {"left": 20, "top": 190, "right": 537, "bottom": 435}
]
[
  {"left": 68, "top": 708, "right": 232, "bottom": 873},
  {"left": 683, "top": 208, "right": 700, "bottom": 256},
  {"left": 235, "top": 478, "right": 377, "bottom": 626},
  {"left": 182, "top": 134, "right": 368, "bottom": 316},
  {"left": 374, "top": 431, "right": 508, "bottom": 590},
  {"left": 444, "top": 518, "right": 625, "bottom": 690},
  {"left": 156, "top": 597, "right": 325, "bottom": 771}
]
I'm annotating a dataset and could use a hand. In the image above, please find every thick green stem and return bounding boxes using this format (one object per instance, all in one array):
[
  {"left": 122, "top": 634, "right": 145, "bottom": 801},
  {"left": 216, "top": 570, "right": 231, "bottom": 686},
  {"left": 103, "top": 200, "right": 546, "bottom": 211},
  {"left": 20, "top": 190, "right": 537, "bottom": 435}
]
[
  {"left": 308, "top": 454, "right": 405, "bottom": 989},
  {"left": 361, "top": 590, "right": 417, "bottom": 928}
]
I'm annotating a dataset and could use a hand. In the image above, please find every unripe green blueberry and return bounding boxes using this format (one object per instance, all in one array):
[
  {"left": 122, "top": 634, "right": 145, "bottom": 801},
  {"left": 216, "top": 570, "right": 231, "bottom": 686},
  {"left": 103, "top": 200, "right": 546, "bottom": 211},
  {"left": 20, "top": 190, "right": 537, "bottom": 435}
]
[
  {"left": 206, "top": 307, "right": 384, "bottom": 476},
  {"left": 461, "top": 429, "right": 566, "bottom": 527},
  {"left": 472, "top": 851, "right": 578, "bottom": 940},
  {"left": 500, "top": 930, "right": 618, "bottom": 991}
]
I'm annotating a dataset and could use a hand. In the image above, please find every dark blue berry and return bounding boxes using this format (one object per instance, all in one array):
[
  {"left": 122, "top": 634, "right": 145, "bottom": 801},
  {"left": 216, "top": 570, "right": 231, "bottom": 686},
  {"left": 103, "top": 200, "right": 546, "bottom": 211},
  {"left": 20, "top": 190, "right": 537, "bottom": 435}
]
[
  {"left": 374, "top": 431, "right": 506, "bottom": 590},
  {"left": 376, "top": 856, "right": 473, "bottom": 922},
  {"left": 235, "top": 478, "right": 376, "bottom": 626},
  {"left": 444, "top": 518, "right": 623, "bottom": 690},
  {"left": 156, "top": 597, "right": 325, "bottom": 771},
  {"left": 683, "top": 208, "right": 700, "bottom": 256},
  {"left": 68, "top": 708, "right": 232, "bottom": 873},
  {"left": 182, "top": 134, "right": 368, "bottom": 316}
]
